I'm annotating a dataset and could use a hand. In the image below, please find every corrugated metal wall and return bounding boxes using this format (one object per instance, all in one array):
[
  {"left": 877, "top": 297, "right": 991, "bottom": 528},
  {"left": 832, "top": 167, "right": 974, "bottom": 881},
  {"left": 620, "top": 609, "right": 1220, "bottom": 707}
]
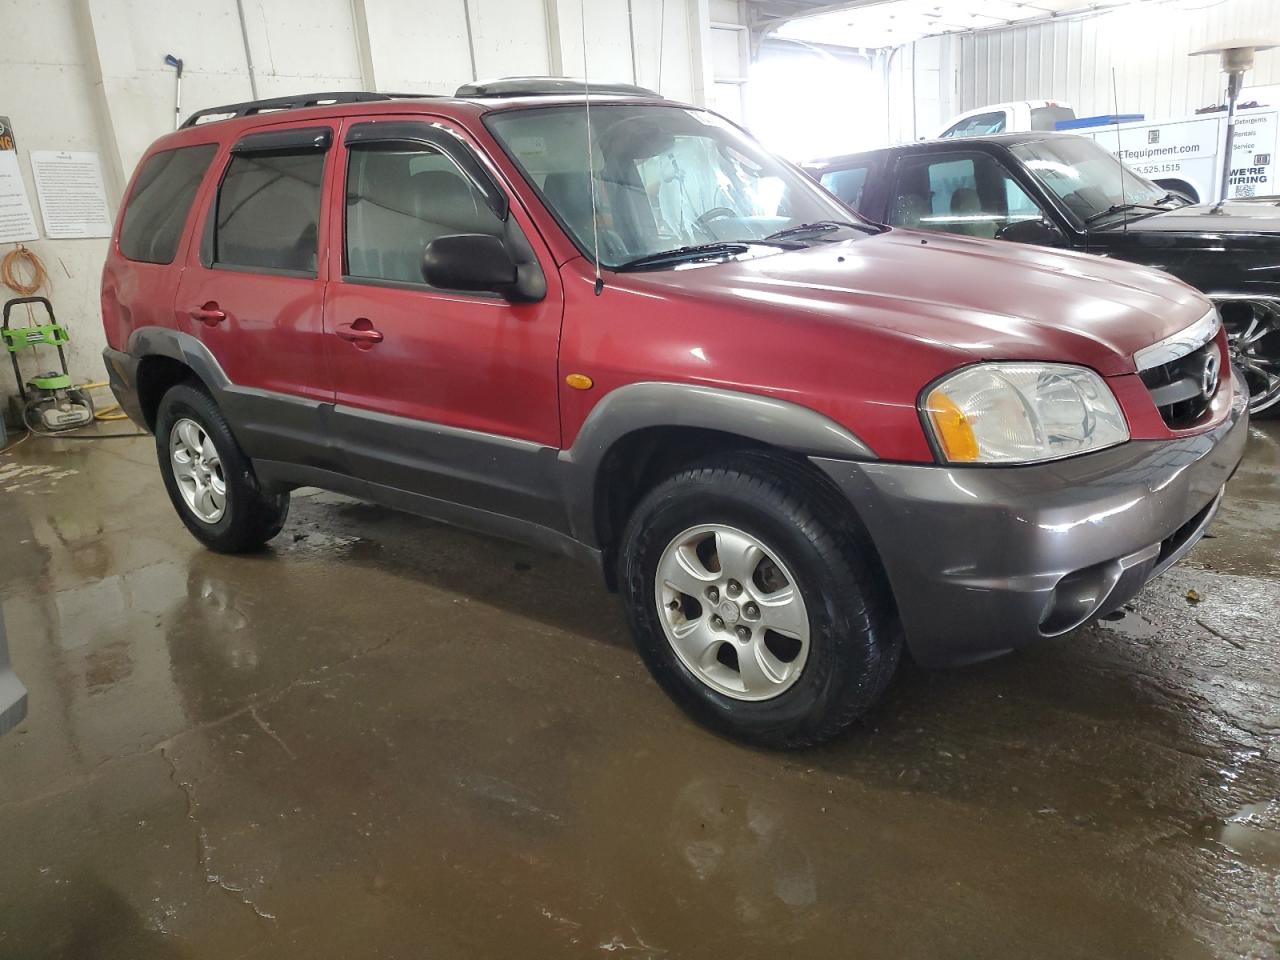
[{"left": 888, "top": 0, "right": 1280, "bottom": 141}]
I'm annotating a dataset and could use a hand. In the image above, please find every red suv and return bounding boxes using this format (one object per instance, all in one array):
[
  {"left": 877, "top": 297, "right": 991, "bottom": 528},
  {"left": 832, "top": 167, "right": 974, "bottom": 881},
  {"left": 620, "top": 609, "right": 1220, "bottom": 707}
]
[{"left": 102, "top": 80, "right": 1248, "bottom": 747}]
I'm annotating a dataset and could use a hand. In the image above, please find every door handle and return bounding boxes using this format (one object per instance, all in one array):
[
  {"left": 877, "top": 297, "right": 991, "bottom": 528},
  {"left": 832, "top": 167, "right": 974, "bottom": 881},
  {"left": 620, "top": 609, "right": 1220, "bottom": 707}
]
[
  {"left": 335, "top": 319, "right": 384, "bottom": 348},
  {"left": 190, "top": 302, "right": 227, "bottom": 326}
]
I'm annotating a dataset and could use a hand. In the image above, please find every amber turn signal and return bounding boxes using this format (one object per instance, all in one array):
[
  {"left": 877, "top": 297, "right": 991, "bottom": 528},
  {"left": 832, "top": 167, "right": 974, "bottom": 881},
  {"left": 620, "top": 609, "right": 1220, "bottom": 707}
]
[
  {"left": 565, "top": 373, "right": 594, "bottom": 390},
  {"left": 924, "top": 389, "right": 979, "bottom": 462}
]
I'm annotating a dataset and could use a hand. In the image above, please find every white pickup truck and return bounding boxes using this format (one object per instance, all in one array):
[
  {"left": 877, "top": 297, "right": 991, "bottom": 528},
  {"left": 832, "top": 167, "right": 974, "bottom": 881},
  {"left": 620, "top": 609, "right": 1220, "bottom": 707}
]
[{"left": 938, "top": 93, "right": 1279, "bottom": 203}]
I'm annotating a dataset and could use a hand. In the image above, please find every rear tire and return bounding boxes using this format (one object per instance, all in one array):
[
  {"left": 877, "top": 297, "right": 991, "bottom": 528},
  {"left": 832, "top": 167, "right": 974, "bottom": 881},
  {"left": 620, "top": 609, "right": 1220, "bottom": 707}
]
[
  {"left": 618, "top": 451, "right": 901, "bottom": 748},
  {"left": 155, "top": 383, "right": 288, "bottom": 553}
]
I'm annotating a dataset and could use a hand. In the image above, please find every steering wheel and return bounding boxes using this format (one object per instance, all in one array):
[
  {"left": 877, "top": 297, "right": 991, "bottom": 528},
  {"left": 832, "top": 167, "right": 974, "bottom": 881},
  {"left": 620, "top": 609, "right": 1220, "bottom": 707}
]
[{"left": 695, "top": 206, "right": 738, "bottom": 228}]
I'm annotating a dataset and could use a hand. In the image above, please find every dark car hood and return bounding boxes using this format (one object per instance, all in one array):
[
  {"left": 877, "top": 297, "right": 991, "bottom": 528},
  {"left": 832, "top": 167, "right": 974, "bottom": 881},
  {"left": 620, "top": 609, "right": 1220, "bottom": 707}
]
[
  {"left": 1114, "top": 198, "right": 1280, "bottom": 235},
  {"left": 623, "top": 228, "right": 1211, "bottom": 377}
]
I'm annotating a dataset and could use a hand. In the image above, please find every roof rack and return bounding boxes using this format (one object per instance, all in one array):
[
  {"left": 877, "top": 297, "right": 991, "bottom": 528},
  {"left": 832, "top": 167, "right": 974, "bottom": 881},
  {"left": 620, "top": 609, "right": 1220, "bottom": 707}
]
[
  {"left": 455, "top": 77, "right": 659, "bottom": 98},
  {"left": 181, "top": 91, "right": 432, "bottom": 128}
]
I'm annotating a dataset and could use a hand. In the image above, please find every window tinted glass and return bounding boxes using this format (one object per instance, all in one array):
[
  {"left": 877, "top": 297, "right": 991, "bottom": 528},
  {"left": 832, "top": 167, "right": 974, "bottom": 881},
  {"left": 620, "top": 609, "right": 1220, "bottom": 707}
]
[
  {"left": 888, "top": 152, "right": 1043, "bottom": 238},
  {"left": 940, "top": 111, "right": 1007, "bottom": 139},
  {"left": 345, "top": 144, "right": 504, "bottom": 285},
  {"left": 820, "top": 165, "right": 870, "bottom": 210},
  {"left": 215, "top": 151, "right": 324, "bottom": 274},
  {"left": 119, "top": 144, "right": 217, "bottom": 264}
]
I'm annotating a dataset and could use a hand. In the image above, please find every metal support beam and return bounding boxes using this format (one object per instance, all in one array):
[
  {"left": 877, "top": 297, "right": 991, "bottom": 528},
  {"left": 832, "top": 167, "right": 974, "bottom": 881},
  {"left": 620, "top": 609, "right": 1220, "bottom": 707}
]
[
  {"left": 349, "top": 0, "right": 378, "bottom": 90},
  {"left": 687, "top": 0, "right": 715, "bottom": 106}
]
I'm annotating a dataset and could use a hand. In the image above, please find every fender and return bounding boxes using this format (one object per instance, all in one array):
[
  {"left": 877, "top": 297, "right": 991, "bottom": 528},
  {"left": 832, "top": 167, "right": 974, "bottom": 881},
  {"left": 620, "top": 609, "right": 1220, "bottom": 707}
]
[
  {"left": 557, "top": 381, "right": 876, "bottom": 547},
  {"left": 126, "top": 325, "right": 233, "bottom": 392}
]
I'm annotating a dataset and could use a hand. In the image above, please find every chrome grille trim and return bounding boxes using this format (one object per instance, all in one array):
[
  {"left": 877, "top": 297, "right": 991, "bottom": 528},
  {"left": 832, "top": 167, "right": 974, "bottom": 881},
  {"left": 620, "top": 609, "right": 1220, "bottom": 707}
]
[{"left": 1133, "top": 308, "right": 1221, "bottom": 372}]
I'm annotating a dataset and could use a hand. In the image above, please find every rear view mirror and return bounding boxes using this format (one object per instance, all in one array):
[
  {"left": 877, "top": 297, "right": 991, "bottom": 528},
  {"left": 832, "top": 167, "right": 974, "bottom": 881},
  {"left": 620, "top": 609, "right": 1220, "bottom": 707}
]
[
  {"left": 422, "top": 234, "right": 517, "bottom": 293},
  {"left": 995, "top": 218, "right": 1065, "bottom": 247}
]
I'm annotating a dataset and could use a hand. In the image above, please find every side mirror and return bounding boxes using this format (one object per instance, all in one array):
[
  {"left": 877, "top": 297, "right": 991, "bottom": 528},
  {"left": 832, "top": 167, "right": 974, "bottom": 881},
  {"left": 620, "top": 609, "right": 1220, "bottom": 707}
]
[
  {"left": 995, "top": 217, "right": 1066, "bottom": 247},
  {"left": 422, "top": 234, "right": 517, "bottom": 294}
]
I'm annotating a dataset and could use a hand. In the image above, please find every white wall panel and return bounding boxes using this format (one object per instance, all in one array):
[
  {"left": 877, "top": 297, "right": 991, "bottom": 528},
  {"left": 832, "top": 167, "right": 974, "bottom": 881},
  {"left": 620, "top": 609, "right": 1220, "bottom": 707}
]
[
  {"left": 952, "top": 0, "right": 1280, "bottom": 122},
  {"left": 364, "top": 0, "right": 475, "bottom": 92},
  {"left": 633, "top": 0, "right": 697, "bottom": 103},
  {"left": 469, "top": 0, "right": 552, "bottom": 79},
  {"left": 886, "top": 0, "right": 1280, "bottom": 142},
  {"left": 245, "top": 0, "right": 364, "bottom": 91}
]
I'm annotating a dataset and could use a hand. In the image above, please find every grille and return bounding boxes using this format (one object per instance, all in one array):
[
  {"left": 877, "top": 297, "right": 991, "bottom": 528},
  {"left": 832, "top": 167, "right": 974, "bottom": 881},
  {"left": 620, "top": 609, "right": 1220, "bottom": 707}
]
[{"left": 1138, "top": 339, "right": 1219, "bottom": 429}]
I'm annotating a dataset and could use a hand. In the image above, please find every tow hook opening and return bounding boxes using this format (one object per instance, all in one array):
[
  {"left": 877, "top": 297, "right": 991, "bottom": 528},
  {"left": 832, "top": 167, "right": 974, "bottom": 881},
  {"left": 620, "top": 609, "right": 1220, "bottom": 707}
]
[{"left": 1040, "top": 559, "right": 1124, "bottom": 636}]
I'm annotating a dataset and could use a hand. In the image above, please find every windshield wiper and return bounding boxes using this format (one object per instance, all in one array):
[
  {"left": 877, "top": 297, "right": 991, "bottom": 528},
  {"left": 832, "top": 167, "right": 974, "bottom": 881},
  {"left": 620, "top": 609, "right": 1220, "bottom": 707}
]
[
  {"left": 1152, "top": 191, "right": 1189, "bottom": 207},
  {"left": 615, "top": 240, "right": 799, "bottom": 271},
  {"left": 763, "top": 219, "right": 873, "bottom": 241},
  {"left": 1083, "top": 202, "right": 1170, "bottom": 225}
]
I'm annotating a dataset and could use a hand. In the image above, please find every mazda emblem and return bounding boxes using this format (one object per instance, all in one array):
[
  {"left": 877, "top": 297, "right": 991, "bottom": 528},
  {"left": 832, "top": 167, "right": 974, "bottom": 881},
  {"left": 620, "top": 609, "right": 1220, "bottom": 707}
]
[{"left": 1201, "top": 353, "right": 1220, "bottom": 398}]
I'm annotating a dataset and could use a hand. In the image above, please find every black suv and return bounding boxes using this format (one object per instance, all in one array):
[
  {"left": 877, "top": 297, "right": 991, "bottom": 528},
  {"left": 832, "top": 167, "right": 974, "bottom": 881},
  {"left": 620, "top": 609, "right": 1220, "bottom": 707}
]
[{"left": 804, "top": 132, "right": 1280, "bottom": 415}]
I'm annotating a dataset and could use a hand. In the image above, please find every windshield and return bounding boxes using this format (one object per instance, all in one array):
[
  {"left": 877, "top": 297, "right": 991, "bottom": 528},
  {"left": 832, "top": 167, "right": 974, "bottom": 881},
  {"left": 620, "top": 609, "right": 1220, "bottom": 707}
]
[
  {"left": 486, "top": 104, "right": 864, "bottom": 269},
  {"left": 1009, "top": 136, "right": 1168, "bottom": 224}
]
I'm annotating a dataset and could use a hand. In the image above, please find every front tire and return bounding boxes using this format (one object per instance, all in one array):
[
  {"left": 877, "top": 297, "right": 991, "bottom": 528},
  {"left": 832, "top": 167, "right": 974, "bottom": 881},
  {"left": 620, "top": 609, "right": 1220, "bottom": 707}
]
[
  {"left": 618, "top": 452, "right": 901, "bottom": 748},
  {"left": 155, "top": 383, "right": 289, "bottom": 553}
]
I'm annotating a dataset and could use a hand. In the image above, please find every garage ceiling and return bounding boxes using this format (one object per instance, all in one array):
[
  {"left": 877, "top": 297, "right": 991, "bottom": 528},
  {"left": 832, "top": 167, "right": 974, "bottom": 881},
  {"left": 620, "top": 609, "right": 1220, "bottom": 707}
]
[{"left": 754, "top": 0, "right": 1166, "bottom": 49}]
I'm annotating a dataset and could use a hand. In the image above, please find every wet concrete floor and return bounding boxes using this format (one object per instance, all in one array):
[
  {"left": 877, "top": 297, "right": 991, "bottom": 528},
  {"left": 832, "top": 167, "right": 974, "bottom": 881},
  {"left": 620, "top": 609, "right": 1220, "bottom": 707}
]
[{"left": 0, "top": 424, "right": 1277, "bottom": 959}]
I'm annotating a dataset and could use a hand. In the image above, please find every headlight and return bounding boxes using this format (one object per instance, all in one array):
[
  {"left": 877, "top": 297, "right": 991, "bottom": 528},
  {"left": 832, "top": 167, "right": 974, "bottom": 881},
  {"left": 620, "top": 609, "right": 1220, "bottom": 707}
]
[{"left": 922, "top": 362, "right": 1129, "bottom": 464}]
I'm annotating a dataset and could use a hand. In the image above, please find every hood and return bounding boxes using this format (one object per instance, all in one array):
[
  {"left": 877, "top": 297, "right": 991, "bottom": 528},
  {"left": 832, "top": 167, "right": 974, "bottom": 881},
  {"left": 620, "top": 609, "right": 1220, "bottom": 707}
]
[
  {"left": 625, "top": 228, "right": 1209, "bottom": 376},
  {"left": 1117, "top": 198, "right": 1280, "bottom": 235}
]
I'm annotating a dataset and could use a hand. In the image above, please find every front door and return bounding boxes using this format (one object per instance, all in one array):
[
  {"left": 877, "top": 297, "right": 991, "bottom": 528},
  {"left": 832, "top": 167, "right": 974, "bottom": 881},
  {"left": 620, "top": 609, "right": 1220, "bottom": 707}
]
[
  {"left": 886, "top": 149, "right": 1050, "bottom": 240},
  {"left": 323, "top": 117, "right": 565, "bottom": 529},
  {"left": 175, "top": 120, "right": 337, "bottom": 470}
]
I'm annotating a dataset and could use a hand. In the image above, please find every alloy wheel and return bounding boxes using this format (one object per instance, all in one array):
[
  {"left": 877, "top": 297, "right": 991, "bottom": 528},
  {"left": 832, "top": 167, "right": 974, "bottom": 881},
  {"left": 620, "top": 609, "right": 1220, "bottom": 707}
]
[
  {"left": 1218, "top": 297, "right": 1280, "bottom": 414},
  {"left": 170, "top": 418, "right": 227, "bottom": 523},
  {"left": 654, "top": 524, "right": 811, "bottom": 701}
]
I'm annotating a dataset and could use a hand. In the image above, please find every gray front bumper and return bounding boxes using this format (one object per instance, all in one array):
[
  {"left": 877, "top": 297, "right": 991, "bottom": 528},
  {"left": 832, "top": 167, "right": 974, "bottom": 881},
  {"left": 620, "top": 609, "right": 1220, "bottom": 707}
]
[
  {"left": 0, "top": 611, "right": 27, "bottom": 735},
  {"left": 814, "top": 376, "right": 1249, "bottom": 668}
]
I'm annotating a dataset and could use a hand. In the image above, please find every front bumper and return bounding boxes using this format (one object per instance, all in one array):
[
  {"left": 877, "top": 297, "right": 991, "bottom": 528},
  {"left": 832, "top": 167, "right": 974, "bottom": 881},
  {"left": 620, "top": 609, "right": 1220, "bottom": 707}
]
[
  {"left": 102, "top": 346, "right": 146, "bottom": 429},
  {"left": 814, "top": 374, "right": 1249, "bottom": 668}
]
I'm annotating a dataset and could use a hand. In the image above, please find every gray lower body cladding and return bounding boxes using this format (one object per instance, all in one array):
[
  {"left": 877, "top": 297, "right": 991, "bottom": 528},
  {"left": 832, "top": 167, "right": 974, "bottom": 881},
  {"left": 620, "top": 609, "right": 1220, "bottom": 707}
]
[
  {"left": 813, "top": 375, "right": 1250, "bottom": 668},
  {"left": 107, "top": 337, "right": 1250, "bottom": 671}
]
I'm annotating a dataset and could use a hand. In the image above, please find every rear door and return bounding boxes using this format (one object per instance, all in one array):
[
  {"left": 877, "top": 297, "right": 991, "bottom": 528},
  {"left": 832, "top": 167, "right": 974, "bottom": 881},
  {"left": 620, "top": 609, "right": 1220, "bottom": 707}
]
[
  {"left": 176, "top": 120, "right": 337, "bottom": 469},
  {"left": 322, "top": 117, "right": 565, "bottom": 529}
]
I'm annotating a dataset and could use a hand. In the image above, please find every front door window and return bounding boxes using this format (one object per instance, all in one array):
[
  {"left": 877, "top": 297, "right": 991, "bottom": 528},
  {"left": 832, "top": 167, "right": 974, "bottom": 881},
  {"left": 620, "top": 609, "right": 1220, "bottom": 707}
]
[{"left": 887, "top": 152, "right": 1044, "bottom": 239}]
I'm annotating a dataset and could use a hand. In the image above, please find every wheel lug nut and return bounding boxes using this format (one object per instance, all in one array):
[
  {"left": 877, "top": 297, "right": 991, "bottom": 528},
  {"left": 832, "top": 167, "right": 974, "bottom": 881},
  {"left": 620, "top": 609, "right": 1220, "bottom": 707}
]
[
  {"left": 735, "top": 626, "right": 750, "bottom": 642},
  {"left": 707, "top": 587, "right": 719, "bottom": 602},
  {"left": 711, "top": 615, "right": 724, "bottom": 629},
  {"left": 744, "top": 603, "right": 759, "bottom": 619},
  {"left": 726, "top": 580, "right": 741, "bottom": 597}
]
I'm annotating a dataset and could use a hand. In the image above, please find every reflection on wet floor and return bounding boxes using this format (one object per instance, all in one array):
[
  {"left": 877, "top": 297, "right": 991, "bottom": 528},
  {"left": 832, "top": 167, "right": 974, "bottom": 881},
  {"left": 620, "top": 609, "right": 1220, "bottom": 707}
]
[{"left": 0, "top": 423, "right": 1277, "bottom": 959}]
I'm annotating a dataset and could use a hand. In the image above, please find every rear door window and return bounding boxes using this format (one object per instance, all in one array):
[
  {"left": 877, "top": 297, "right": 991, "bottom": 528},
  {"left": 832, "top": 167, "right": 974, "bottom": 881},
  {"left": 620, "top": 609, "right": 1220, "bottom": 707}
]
[
  {"left": 119, "top": 144, "right": 218, "bottom": 264},
  {"left": 939, "top": 111, "right": 1007, "bottom": 139},
  {"left": 820, "top": 165, "right": 871, "bottom": 210},
  {"left": 214, "top": 149, "right": 325, "bottom": 275}
]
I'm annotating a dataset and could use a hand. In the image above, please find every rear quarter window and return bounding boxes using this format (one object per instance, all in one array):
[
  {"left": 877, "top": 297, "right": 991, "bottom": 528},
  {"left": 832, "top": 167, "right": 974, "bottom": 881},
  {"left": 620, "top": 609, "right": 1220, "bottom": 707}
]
[{"left": 118, "top": 144, "right": 218, "bottom": 264}]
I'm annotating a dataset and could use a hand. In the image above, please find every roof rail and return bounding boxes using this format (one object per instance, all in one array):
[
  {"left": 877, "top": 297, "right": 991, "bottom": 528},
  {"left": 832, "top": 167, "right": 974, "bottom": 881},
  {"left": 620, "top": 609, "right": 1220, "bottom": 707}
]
[
  {"left": 181, "top": 91, "right": 432, "bottom": 128},
  {"left": 455, "top": 77, "right": 659, "bottom": 98}
]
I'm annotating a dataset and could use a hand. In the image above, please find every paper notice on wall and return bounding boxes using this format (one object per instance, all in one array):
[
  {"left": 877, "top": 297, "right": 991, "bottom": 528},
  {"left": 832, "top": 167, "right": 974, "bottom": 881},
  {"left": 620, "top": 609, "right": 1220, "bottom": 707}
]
[
  {"left": 0, "top": 116, "right": 39, "bottom": 244},
  {"left": 29, "top": 150, "right": 112, "bottom": 239}
]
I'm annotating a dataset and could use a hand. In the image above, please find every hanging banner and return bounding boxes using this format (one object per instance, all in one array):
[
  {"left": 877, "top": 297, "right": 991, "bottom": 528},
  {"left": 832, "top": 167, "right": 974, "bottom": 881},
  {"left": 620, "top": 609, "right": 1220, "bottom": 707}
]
[
  {"left": 30, "top": 149, "right": 113, "bottom": 239},
  {"left": 0, "top": 116, "right": 39, "bottom": 244}
]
